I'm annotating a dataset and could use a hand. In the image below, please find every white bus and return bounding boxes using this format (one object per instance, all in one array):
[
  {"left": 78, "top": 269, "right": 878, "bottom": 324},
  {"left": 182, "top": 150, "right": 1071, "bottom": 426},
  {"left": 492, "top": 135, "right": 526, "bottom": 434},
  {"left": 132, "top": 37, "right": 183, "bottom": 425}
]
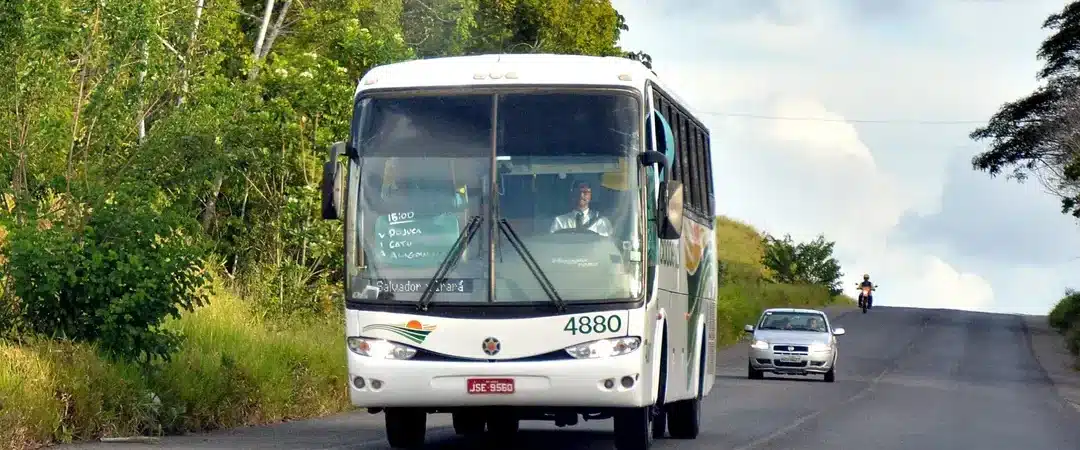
[{"left": 320, "top": 53, "right": 718, "bottom": 450}]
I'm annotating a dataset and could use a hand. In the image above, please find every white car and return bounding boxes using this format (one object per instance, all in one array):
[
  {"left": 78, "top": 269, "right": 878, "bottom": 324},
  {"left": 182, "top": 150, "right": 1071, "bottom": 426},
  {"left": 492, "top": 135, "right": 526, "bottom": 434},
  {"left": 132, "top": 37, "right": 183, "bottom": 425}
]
[{"left": 743, "top": 308, "right": 845, "bottom": 382}]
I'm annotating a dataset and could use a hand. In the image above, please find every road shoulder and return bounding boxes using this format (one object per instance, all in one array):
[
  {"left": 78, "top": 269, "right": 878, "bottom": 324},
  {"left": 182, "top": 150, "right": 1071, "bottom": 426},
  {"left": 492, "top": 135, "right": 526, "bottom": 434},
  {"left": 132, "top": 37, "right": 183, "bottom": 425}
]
[{"left": 1023, "top": 315, "right": 1080, "bottom": 412}]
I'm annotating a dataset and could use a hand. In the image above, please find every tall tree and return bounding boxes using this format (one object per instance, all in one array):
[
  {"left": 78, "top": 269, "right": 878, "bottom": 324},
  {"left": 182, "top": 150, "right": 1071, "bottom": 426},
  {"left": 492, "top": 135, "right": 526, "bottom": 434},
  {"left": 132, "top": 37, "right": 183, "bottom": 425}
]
[
  {"left": 762, "top": 233, "right": 844, "bottom": 296},
  {"left": 970, "top": 1, "right": 1080, "bottom": 217}
]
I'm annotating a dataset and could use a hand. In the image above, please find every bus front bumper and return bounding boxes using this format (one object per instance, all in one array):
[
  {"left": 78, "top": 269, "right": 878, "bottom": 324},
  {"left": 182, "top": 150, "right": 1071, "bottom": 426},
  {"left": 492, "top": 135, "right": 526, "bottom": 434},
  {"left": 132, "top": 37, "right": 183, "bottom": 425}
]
[{"left": 346, "top": 352, "right": 651, "bottom": 409}]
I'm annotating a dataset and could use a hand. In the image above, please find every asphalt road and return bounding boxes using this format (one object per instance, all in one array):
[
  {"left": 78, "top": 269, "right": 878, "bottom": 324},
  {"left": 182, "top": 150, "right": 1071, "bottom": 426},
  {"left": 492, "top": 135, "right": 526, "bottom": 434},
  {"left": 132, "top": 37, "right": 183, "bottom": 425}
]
[{"left": 66, "top": 306, "right": 1080, "bottom": 450}]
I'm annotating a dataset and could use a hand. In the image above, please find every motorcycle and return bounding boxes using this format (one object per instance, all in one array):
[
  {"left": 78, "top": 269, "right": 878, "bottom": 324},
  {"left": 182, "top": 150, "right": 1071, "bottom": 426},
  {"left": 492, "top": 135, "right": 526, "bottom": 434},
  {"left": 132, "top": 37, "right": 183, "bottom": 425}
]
[{"left": 857, "top": 283, "right": 878, "bottom": 314}]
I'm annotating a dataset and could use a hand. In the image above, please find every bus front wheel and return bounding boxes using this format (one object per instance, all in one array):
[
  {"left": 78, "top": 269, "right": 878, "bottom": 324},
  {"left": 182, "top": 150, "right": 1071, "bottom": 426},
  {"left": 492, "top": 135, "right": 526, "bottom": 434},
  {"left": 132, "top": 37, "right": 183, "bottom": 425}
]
[
  {"left": 385, "top": 408, "right": 426, "bottom": 448},
  {"left": 613, "top": 405, "right": 654, "bottom": 450}
]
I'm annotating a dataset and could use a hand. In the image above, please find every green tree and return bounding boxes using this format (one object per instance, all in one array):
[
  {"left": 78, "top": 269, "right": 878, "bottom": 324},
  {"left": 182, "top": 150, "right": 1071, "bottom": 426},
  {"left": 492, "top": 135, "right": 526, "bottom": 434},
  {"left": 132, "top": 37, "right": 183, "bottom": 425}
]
[
  {"left": 969, "top": 1, "right": 1080, "bottom": 217},
  {"left": 399, "top": 0, "right": 652, "bottom": 61},
  {"left": 0, "top": 0, "right": 656, "bottom": 341},
  {"left": 762, "top": 233, "right": 844, "bottom": 296}
]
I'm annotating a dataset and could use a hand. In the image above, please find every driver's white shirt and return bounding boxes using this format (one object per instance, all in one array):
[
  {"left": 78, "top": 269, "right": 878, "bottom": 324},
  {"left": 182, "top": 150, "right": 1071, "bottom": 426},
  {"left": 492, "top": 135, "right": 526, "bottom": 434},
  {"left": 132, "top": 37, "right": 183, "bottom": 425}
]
[{"left": 550, "top": 208, "right": 613, "bottom": 237}]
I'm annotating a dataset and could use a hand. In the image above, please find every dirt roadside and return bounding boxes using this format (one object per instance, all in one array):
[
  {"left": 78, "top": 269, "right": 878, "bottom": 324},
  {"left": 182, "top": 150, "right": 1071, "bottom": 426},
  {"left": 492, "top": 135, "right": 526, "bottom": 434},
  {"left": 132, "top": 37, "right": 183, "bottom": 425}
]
[{"left": 1023, "top": 315, "right": 1080, "bottom": 412}]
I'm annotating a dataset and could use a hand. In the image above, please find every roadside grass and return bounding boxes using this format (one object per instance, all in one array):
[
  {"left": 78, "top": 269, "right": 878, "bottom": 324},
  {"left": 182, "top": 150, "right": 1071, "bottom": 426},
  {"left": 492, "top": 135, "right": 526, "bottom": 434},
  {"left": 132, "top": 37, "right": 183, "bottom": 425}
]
[
  {"left": 0, "top": 214, "right": 852, "bottom": 449},
  {"left": 0, "top": 286, "right": 350, "bottom": 449}
]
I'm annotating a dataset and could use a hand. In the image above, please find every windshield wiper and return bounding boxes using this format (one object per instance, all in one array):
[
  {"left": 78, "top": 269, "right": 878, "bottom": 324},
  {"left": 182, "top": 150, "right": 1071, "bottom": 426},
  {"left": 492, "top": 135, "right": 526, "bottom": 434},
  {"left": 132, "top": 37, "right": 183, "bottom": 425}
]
[
  {"left": 497, "top": 219, "right": 567, "bottom": 313},
  {"left": 416, "top": 215, "right": 483, "bottom": 311}
]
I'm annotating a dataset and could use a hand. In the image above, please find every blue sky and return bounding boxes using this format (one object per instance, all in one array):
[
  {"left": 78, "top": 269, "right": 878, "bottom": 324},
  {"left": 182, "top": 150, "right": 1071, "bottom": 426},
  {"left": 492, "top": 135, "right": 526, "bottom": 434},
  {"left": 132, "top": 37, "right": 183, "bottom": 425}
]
[{"left": 611, "top": 0, "right": 1080, "bottom": 314}]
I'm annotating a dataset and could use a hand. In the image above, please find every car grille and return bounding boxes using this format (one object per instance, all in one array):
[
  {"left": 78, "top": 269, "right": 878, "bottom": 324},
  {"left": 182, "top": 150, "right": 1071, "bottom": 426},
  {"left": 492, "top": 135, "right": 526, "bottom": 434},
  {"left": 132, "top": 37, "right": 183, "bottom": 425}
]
[
  {"left": 774, "top": 360, "right": 808, "bottom": 367},
  {"left": 772, "top": 344, "right": 808, "bottom": 352}
]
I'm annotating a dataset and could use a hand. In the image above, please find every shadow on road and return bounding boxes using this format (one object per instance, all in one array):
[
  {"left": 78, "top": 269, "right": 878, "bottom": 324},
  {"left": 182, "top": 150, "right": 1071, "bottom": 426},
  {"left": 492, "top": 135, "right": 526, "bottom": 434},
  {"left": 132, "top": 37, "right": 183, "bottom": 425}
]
[
  {"left": 715, "top": 374, "right": 827, "bottom": 383},
  {"left": 417, "top": 429, "right": 614, "bottom": 450}
]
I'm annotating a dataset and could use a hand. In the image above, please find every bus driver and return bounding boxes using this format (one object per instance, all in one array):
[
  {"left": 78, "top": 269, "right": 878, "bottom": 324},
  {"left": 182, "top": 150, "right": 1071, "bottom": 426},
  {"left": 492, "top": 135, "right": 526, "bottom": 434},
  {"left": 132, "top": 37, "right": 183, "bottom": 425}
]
[{"left": 549, "top": 180, "right": 613, "bottom": 237}]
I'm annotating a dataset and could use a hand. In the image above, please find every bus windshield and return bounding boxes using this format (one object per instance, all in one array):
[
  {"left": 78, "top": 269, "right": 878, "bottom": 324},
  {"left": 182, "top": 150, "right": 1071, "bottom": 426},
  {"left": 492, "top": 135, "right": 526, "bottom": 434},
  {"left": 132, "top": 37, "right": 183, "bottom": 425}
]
[{"left": 347, "top": 90, "right": 644, "bottom": 306}]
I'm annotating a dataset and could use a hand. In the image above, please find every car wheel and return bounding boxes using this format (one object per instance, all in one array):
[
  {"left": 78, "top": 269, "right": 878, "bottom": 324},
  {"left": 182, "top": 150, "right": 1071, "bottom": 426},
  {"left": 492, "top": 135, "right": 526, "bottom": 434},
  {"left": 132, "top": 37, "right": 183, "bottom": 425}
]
[
  {"left": 748, "top": 361, "right": 764, "bottom": 380},
  {"left": 824, "top": 367, "right": 835, "bottom": 383}
]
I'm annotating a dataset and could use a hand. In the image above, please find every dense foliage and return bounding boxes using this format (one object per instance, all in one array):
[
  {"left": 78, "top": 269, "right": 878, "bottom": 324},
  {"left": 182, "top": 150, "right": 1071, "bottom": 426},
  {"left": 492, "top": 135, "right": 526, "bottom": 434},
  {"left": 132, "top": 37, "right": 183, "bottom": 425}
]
[{"left": 0, "top": 0, "right": 653, "bottom": 363}]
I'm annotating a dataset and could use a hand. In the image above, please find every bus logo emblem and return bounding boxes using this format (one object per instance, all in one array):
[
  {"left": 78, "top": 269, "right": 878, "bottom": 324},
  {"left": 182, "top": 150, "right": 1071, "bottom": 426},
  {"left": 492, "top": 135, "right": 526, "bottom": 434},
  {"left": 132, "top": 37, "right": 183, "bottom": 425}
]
[
  {"left": 361, "top": 320, "right": 437, "bottom": 345},
  {"left": 482, "top": 337, "right": 501, "bottom": 356}
]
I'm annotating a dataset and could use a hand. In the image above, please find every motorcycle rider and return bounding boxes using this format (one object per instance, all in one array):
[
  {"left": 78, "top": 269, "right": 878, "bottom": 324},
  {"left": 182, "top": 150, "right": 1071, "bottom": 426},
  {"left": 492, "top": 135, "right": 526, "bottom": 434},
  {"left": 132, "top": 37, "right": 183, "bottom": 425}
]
[{"left": 858, "top": 274, "right": 875, "bottom": 309}]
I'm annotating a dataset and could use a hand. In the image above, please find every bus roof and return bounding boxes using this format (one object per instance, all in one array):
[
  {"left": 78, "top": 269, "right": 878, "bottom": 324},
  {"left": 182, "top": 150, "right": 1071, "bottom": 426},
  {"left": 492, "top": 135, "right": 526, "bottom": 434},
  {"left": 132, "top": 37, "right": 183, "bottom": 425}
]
[{"left": 354, "top": 54, "right": 700, "bottom": 121}]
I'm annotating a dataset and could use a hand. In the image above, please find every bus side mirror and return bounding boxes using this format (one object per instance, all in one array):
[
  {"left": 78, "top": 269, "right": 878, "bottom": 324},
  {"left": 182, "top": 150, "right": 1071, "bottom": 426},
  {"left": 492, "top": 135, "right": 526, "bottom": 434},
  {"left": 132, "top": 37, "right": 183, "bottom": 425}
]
[
  {"left": 658, "top": 180, "right": 683, "bottom": 240},
  {"left": 639, "top": 150, "right": 680, "bottom": 240},
  {"left": 638, "top": 150, "right": 669, "bottom": 174},
  {"left": 321, "top": 141, "right": 346, "bottom": 220}
]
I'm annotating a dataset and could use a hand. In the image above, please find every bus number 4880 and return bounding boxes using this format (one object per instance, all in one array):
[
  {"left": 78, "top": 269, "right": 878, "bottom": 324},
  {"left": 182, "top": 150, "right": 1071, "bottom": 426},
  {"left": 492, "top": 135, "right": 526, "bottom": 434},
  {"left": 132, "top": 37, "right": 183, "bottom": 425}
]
[{"left": 563, "top": 314, "right": 622, "bottom": 335}]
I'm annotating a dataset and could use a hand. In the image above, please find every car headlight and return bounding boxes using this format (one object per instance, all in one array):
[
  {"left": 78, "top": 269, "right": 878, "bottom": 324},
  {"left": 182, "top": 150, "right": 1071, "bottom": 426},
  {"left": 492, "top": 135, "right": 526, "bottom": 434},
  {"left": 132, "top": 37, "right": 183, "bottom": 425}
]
[
  {"left": 809, "top": 341, "right": 830, "bottom": 352},
  {"left": 347, "top": 337, "right": 417, "bottom": 360},
  {"left": 565, "top": 337, "right": 641, "bottom": 359},
  {"left": 751, "top": 340, "right": 769, "bottom": 350}
]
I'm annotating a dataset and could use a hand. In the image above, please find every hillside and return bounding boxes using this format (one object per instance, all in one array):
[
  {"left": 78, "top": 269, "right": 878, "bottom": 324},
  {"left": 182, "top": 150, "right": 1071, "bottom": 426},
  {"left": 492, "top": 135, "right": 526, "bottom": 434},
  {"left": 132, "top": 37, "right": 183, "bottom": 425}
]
[{"left": 713, "top": 215, "right": 856, "bottom": 346}]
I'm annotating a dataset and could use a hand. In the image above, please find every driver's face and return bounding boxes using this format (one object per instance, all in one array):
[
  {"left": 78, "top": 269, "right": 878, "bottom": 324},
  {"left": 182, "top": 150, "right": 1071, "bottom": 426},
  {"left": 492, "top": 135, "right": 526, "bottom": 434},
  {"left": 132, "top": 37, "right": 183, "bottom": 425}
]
[{"left": 576, "top": 185, "right": 592, "bottom": 209}]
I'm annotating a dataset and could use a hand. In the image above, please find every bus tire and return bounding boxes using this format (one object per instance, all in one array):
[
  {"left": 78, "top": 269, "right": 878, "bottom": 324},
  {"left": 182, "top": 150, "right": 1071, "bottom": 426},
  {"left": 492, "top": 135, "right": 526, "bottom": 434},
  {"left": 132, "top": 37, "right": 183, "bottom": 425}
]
[
  {"left": 666, "top": 398, "right": 700, "bottom": 439},
  {"left": 385, "top": 408, "right": 426, "bottom": 449},
  {"left": 651, "top": 328, "right": 669, "bottom": 438},
  {"left": 668, "top": 342, "right": 704, "bottom": 439},
  {"left": 452, "top": 411, "right": 485, "bottom": 437},
  {"left": 613, "top": 406, "right": 654, "bottom": 450},
  {"left": 486, "top": 416, "right": 519, "bottom": 437},
  {"left": 651, "top": 407, "right": 667, "bottom": 439}
]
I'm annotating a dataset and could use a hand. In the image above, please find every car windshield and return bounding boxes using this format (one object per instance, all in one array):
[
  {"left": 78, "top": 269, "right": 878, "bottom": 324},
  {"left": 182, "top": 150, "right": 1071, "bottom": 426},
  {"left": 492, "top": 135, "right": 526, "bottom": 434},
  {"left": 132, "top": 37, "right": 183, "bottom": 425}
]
[
  {"left": 346, "top": 90, "right": 644, "bottom": 305},
  {"left": 758, "top": 311, "right": 828, "bottom": 332}
]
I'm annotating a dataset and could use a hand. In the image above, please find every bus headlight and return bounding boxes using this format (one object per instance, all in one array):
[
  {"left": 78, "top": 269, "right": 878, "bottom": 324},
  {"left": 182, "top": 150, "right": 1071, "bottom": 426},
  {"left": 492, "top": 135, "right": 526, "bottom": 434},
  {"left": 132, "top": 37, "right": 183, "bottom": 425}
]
[
  {"left": 565, "top": 337, "right": 641, "bottom": 359},
  {"left": 347, "top": 337, "right": 417, "bottom": 360}
]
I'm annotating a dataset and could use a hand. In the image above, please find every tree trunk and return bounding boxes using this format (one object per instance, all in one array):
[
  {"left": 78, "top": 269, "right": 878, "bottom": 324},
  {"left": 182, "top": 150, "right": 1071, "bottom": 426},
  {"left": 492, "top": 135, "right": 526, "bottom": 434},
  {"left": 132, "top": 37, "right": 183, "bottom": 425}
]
[
  {"left": 260, "top": 0, "right": 292, "bottom": 60},
  {"left": 178, "top": 0, "right": 205, "bottom": 106},
  {"left": 137, "top": 40, "right": 149, "bottom": 143},
  {"left": 249, "top": 0, "right": 275, "bottom": 80},
  {"left": 201, "top": 173, "right": 224, "bottom": 230}
]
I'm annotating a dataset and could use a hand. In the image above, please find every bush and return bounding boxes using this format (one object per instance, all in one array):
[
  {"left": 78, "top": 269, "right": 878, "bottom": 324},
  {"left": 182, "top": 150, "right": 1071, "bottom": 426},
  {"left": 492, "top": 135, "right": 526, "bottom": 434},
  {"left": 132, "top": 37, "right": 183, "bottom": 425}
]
[
  {"left": 762, "top": 233, "right": 844, "bottom": 296},
  {"left": 1048, "top": 289, "right": 1080, "bottom": 334},
  {"left": 4, "top": 187, "right": 211, "bottom": 364},
  {"left": 1065, "top": 321, "right": 1080, "bottom": 357}
]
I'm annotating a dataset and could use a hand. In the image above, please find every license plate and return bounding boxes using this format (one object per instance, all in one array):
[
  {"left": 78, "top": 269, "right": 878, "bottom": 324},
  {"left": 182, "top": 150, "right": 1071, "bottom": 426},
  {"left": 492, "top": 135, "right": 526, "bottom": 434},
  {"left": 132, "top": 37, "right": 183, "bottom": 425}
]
[
  {"left": 780, "top": 355, "right": 801, "bottom": 362},
  {"left": 467, "top": 378, "right": 515, "bottom": 394}
]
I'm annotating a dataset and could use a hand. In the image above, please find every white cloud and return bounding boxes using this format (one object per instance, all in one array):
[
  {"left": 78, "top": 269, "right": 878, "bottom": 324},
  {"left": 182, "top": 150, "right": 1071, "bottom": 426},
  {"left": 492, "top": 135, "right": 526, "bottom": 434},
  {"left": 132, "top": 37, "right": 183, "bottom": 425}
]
[
  {"left": 611, "top": 0, "right": 1075, "bottom": 314},
  {"left": 859, "top": 251, "right": 996, "bottom": 312}
]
